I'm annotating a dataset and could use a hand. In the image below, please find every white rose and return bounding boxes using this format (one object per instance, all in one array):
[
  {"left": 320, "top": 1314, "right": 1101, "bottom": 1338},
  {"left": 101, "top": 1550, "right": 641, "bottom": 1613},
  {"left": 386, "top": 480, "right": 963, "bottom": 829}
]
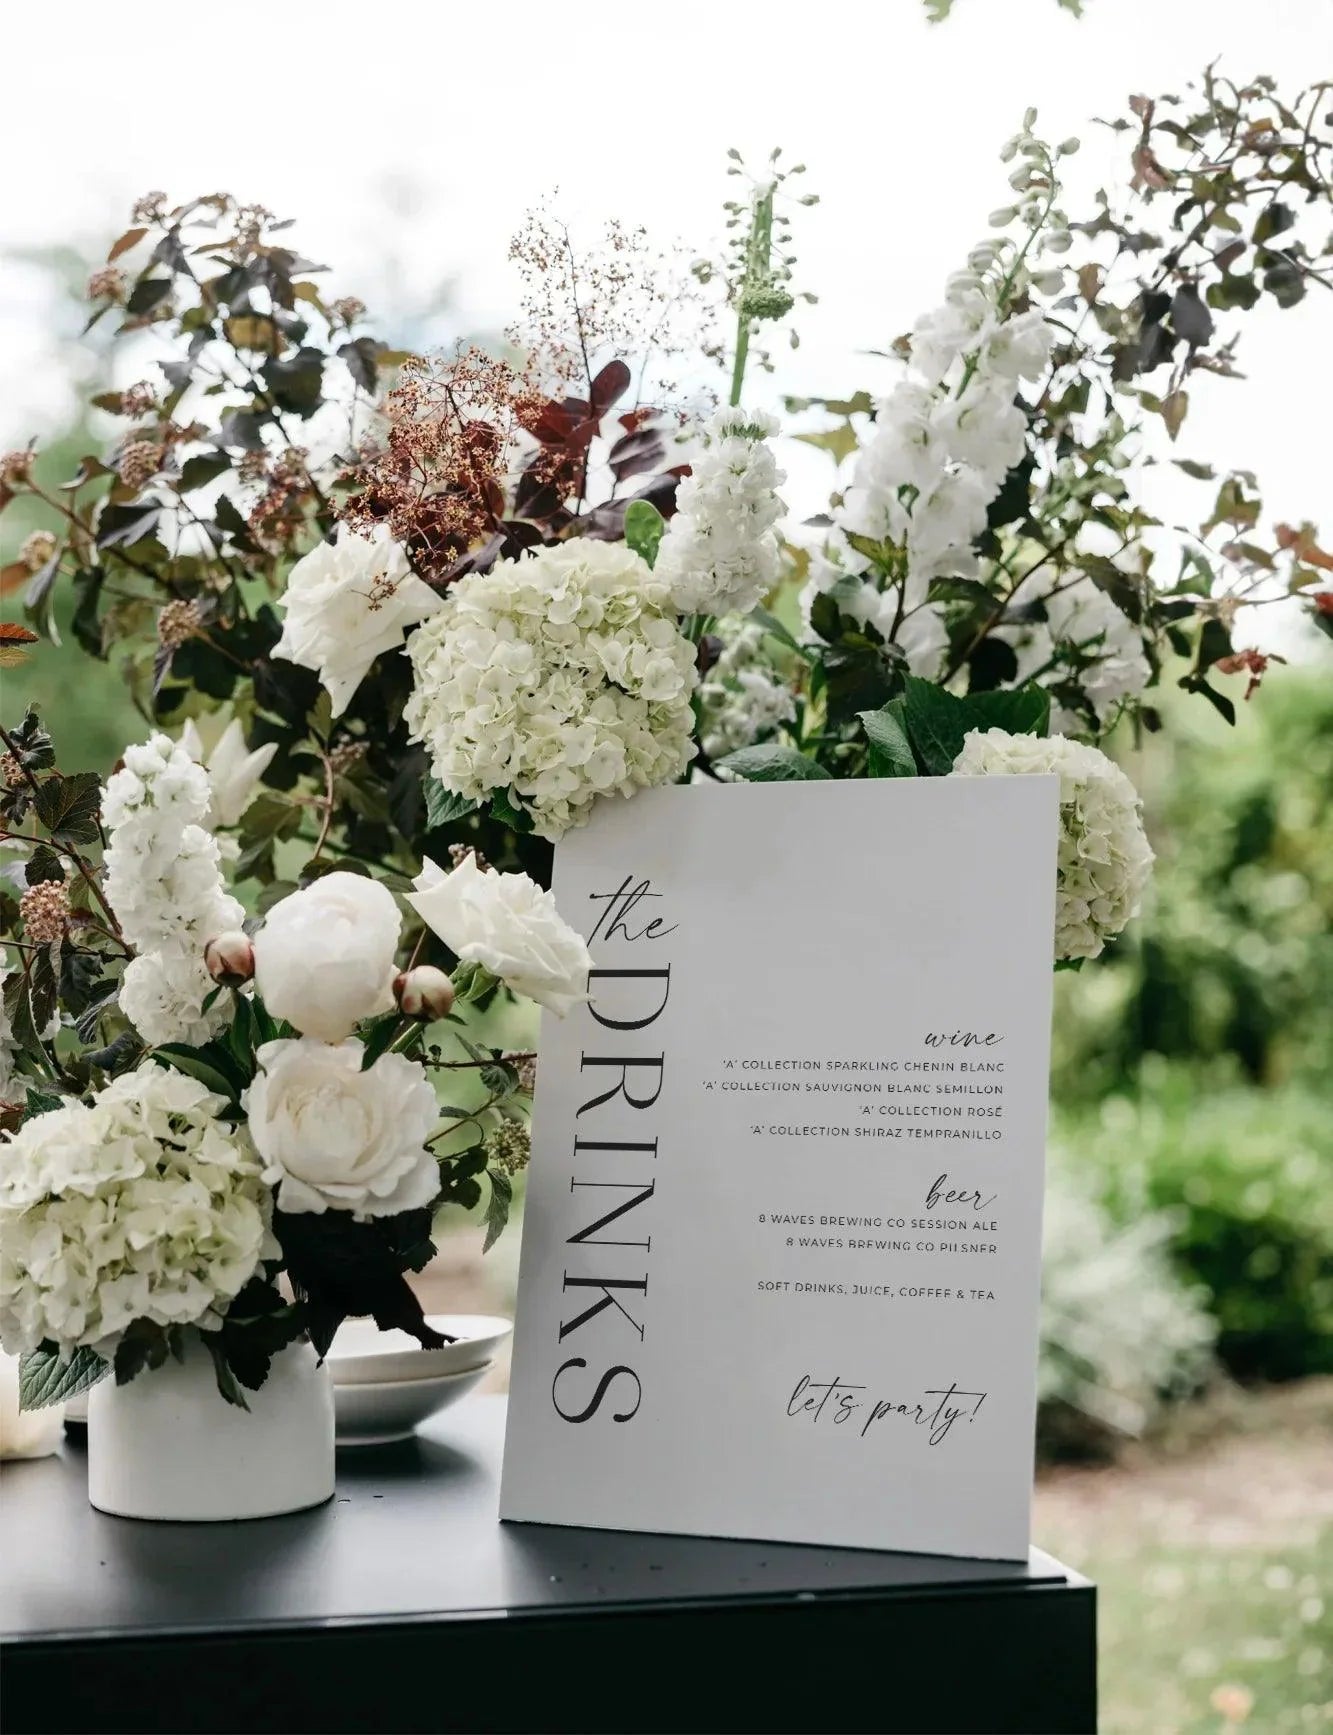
[
  {"left": 253, "top": 873, "right": 401, "bottom": 1043},
  {"left": 244, "top": 1038, "right": 439, "bottom": 1221},
  {"left": 274, "top": 524, "right": 441, "bottom": 717},
  {"left": 181, "top": 716, "right": 278, "bottom": 828},
  {"left": 406, "top": 853, "right": 591, "bottom": 1016}
]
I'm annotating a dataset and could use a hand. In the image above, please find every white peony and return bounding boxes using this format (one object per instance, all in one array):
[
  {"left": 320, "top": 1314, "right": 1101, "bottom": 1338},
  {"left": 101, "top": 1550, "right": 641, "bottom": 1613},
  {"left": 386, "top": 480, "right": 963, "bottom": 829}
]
[
  {"left": 407, "top": 853, "right": 591, "bottom": 1016},
  {"left": 0, "top": 1065, "right": 271, "bottom": 1359},
  {"left": 405, "top": 539, "right": 697, "bottom": 840},
  {"left": 181, "top": 716, "right": 277, "bottom": 828},
  {"left": 252, "top": 873, "right": 401, "bottom": 1044},
  {"left": 950, "top": 729, "right": 1154, "bottom": 962},
  {"left": 654, "top": 407, "right": 787, "bottom": 617},
  {"left": 274, "top": 524, "right": 441, "bottom": 717},
  {"left": 244, "top": 1038, "right": 439, "bottom": 1221}
]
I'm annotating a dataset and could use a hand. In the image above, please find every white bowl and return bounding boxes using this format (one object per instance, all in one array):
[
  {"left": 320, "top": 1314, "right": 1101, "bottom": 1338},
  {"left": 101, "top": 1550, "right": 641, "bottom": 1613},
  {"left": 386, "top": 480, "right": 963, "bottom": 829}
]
[
  {"left": 326, "top": 1314, "right": 512, "bottom": 1386},
  {"left": 334, "top": 1363, "right": 492, "bottom": 1446}
]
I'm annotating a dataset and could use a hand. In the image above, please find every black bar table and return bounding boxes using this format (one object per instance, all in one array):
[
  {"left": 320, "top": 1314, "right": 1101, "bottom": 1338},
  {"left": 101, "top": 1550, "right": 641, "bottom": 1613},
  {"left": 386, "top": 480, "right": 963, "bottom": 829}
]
[{"left": 2, "top": 1395, "right": 1095, "bottom": 1733}]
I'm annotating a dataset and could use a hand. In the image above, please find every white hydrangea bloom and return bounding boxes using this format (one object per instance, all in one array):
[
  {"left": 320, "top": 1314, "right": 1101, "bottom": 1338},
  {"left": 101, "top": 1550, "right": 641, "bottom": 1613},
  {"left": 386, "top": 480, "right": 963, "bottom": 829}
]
[
  {"left": 950, "top": 729, "right": 1153, "bottom": 962},
  {"left": 274, "top": 523, "right": 441, "bottom": 717},
  {"left": 405, "top": 540, "right": 697, "bottom": 841},
  {"left": 654, "top": 407, "right": 786, "bottom": 617},
  {"left": 0, "top": 1065, "right": 271, "bottom": 1359},
  {"left": 103, "top": 733, "right": 244, "bottom": 1047},
  {"left": 697, "top": 619, "right": 797, "bottom": 761}
]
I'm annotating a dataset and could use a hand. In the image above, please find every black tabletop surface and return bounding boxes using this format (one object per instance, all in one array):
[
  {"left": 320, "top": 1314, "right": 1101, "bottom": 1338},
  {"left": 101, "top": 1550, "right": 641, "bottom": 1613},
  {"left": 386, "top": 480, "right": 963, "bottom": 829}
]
[{"left": 2, "top": 1395, "right": 1072, "bottom": 1641}]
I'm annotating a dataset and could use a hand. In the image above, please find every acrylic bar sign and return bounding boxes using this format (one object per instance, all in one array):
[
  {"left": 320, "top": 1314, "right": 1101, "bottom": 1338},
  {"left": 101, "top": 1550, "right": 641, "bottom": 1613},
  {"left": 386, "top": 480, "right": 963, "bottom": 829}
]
[{"left": 502, "top": 777, "right": 1059, "bottom": 1560}]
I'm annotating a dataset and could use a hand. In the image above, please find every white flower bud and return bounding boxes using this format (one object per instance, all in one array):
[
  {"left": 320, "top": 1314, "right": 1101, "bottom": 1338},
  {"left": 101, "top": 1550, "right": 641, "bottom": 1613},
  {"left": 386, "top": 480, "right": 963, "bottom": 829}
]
[
  {"left": 393, "top": 964, "right": 456, "bottom": 1021},
  {"left": 1033, "top": 269, "right": 1065, "bottom": 296},
  {"left": 1058, "top": 137, "right": 1081, "bottom": 156},
  {"left": 988, "top": 207, "right": 1017, "bottom": 228},
  {"left": 205, "top": 930, "right": 255, "bottom": 986},
  {"left": 1044, "top": 231, "right": 1073, "bottom": 254},
  {"left": 1009, "top": 165, "right": 1035, "bottom": 192}
]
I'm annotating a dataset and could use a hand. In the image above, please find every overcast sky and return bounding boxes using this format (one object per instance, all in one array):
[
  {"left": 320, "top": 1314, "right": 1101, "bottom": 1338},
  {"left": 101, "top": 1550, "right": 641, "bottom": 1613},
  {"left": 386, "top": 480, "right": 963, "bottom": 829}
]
[{"left": 2, "top": 0, "right": 1329, "bottom": 645}]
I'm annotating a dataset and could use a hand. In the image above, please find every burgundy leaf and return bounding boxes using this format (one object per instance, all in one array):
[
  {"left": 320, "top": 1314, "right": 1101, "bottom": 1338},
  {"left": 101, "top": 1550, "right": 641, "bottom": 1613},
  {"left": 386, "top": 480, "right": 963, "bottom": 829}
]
[
  {"left": 590, "top": 359, "right": 631, "bottom": 416},
  {"left": 608, "top": 428, "right": 668, "bottom": 483}
]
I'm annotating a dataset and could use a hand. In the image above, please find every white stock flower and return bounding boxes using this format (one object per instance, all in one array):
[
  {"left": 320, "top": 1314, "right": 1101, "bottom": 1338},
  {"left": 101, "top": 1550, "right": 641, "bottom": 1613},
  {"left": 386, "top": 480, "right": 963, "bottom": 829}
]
[
  {"left": 407, "top": 853, "right": 591, "bottom": 1016},
  {"left": 808, "top": 261, "right": 1052, "bottom": 657},
  {"left": 252, "top": 873, "right": 400, "bottom": 1044},
  {"left": 101, "top": 733, "right": 211, "bottom": 848},
  {"left": 950, "top": 729, "right": 1154, "bottom": 961},
  {"left": 119, "top": 950, "right": 225, "bottom": 1048},
  {"left": 405, "top": 539, "right": 697, "bottom": 840},
  {"left": 0, "top": 1065, "right": 270, "bottom": 1359},
  {"left": 181, "top": 717, "right": 277, "bottom": 828},
  {"left": 933, "top": 377, "right": 1028, "bottom": 491},
  {"left": 698, "top": 618, "right": 796, "bottom": 760},
  {"left": 982, "top": 309, "right": 1054, "bottom": 382},
  {"left": 654, "top": 407, "right": 786, "bottom": 616},
  {"left": 103, "top": 733, "right": 245, "bottom": 1048},
  {"left": 244, "top": 1038, "right": 439, "bottom": 1220},
  {"left": 993, "top": 576, "right": 1152, "bottom": 731},
  {"left": 274, "top": 524, "right": 441, "bottom": 717},
  {"left": 1043, "top": 579, "right": 1152, "bottom": 724}
]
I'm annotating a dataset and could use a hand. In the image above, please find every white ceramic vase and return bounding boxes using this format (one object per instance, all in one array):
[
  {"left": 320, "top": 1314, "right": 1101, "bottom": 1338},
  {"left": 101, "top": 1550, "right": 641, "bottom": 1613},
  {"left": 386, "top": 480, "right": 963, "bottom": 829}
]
[{"left": 87, "top": 1334, "right": 335, "bottom": 1521}]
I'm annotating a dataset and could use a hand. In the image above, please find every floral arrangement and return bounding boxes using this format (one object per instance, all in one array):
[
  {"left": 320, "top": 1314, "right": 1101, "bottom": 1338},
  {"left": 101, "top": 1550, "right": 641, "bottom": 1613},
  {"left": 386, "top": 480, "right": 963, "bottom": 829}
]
[{"left": 1, "top": 66, "right": 1328, "bottom": 1413}]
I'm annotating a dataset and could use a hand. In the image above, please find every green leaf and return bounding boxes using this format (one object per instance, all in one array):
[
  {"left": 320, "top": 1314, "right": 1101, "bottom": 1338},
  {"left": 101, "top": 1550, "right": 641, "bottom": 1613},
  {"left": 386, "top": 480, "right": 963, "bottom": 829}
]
[
  {"left": 482, "top": 1167, "right": 514, "bottom": 1253},
  {"left": 751, "top": 606, "right": 807, "bottom": 658},
  {"left": 33, "top": 771, "right": 102, "bottom": 845},
  {"left": 860, "top": 702, "right": 916, "bottom": 777},
  {"left": 201, "top": 1330, "right": 251, "bottom": 1409},
  {"left": 359, "top": 1012, "right": 407, "bottom": 1068},
  {"left": 424, "top": 778, "right": 479, "bottom": 830},
  {"left": 452, "top": 960, "right": 502, "bottom": 1007},
  {"left": 624, "top": 499, "right": 667, "bottom": 568},
  {"left": 22, "top": 1086, "right": 65, "bottom": 1122},
  {"left": 18, "top": 1345, "right": 108, "bottom": 1411},
  {"left": 901, "top": 677, "right": 1049, "bottom": 776},
  {"left": 152, "top": 1043, "right": 246, "bottom": 1102},
  {"left": 490, "top": 789, "right": 534, "bottom": 832},
  {"left": 901, "top": 679, "right": 972, "bottom": 776},
  {"left": 715, "top": 744, "right": 832, "bottom": 781},
  {"left": 964, "top": 684, "right": 1051, "bottom": 739},
  {"left": 794, "top": 424, "right": 859, "bottom": 466}
]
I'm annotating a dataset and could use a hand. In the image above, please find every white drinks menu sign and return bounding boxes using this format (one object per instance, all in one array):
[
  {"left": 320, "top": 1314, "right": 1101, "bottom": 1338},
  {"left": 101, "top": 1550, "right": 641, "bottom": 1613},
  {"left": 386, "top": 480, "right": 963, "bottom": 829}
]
[{"left": 500, "top": 776, "right": 1059, "bottom": 1561}]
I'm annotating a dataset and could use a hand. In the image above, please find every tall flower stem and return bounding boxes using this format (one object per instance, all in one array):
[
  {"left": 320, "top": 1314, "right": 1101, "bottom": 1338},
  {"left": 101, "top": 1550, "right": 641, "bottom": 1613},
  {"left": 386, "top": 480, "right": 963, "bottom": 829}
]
[{"left": 730, "top": 180, "right": 776, "bottom": 407}]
